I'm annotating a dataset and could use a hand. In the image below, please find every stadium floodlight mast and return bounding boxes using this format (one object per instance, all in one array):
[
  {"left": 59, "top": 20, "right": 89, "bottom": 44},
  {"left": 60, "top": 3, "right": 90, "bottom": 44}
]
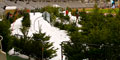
[{"left": 0, "top": 35, "right": 3, "bottom": 51}]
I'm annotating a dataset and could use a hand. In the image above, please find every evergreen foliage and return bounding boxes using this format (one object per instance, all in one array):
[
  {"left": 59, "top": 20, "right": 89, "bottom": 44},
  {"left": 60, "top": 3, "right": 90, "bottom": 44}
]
[
  {"left": 62, "top": 6, "right": 120, "bottom": 60},
  {"left": 22, "top": 12, "right": 30, "bottom": 27},
  {"left": 32, "top": 33, "right": 57, "bottom": 60},
  {"left": 54, "top": 22, "right": 79, "bottom": 33},
  {"left": 12, "top": 27, "right": 57, "bottom": 60},
  {"left": 0, "top": 20, "right": 12, "bottom": 52},
  {"left": 40, "top": 6, "right": 59, "bottom": 17},
  {"left": 5, "top": 10, "right": 23, "bottom": 24}
]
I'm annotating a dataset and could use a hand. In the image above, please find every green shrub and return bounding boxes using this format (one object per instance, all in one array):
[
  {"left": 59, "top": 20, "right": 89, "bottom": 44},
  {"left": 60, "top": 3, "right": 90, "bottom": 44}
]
[
  {"left": 0, "top": 19, "right": 12, "bottom": 52},
  {"left": 63, "top": 15, "right": 70, "bottom": 21},
  {"left": 40, "top": 6, "right": 59, "bottom": 16},
  {"left": 22, "top": 13, "right": 30, "bottom": 27},
  {"left": 9, "top": 17, "right": 14, "bottom": 23},
  {"left": 63, "top": 5, "right": 120, "bottom": 60},
  {"left": 59, "top": 14, "right": 70, "bottom": 22}
]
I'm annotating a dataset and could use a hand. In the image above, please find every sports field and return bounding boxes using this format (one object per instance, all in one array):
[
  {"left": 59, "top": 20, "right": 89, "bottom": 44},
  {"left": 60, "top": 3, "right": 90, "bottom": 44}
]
[{"left": 73, "top": 8, "right": 120, "bottom": 13}]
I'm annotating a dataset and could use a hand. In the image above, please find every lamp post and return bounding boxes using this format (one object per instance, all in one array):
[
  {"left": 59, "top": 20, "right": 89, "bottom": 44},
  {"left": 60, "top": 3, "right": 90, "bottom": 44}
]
[
  {"left": 0, "top": 35, "right": 3, "bottom": 51},
  {"left": 37, "top": 39, "right": 46, "bottom": 60},
  {"left": 61, "top": 41, "right": 69, "bottom": 60},
  {"left": 61, "top": 42, "right": 63, "bottom": 60}
]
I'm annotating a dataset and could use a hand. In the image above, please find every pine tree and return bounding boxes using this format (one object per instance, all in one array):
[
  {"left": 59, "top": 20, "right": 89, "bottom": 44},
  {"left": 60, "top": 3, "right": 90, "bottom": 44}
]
[
  {"left": 63, "top": 5, "right": 120, "bottom": 60},
  {"left": 32, "top": 32, "right": 57, "bottom": 60},
  {"left": 13, "top": 26, "right": 57, "bottom": 60},
  {"left": 0, "top": 20, "right": 12, "bottom": 52},
  {"left": 22, "top": 12, "right": 30, "bottom": 27}
]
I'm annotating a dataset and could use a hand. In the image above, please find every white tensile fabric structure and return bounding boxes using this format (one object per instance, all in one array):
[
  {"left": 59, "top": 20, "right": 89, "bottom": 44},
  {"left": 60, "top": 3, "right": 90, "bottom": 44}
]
[{"left": 10, "top": 12, "right": 70, "bottom": 60}]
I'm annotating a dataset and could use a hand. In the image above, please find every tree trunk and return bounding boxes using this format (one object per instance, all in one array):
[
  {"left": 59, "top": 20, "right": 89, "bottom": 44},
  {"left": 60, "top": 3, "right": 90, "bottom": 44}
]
[
  {"left": 99, "top": 0, "right": 101, "bottom": 8},
  {"left": 28, "top": 56, "right": 31, "bottom": 60},
  {"left": 118, "top": 0, "right": 120, "bottom": 8},
  {"left": 35, "top": 58, "right": 42, "bottom": 60},
  {"left": 118, "top": 0, "right": 120, "bottom": 15}
]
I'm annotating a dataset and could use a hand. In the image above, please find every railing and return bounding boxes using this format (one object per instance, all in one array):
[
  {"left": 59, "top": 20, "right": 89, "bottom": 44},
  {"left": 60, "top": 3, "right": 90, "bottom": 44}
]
[
  {"left": 0, "top": 35, "right": 3, "bottom": 50},
  {"left": 0, "top": 35, "right": 6, "bottom": 60}
]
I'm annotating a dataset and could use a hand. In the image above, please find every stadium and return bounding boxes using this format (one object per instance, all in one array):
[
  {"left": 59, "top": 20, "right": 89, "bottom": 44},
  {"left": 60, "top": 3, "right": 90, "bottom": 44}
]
[
  {"left": 0, "top": 0, "right": 117, "bottom": 9},
  {"left": 0, "top": 0, "right": 119, "bottom": 16}
]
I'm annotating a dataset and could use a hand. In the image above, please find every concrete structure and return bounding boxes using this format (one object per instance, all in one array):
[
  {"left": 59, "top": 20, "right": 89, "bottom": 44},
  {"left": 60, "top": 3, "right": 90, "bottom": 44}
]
[
  {"left": 0, "top": 35, "right": 6, "bottom": 60},
  {"left": 0, "top": 50, "right": 6, "bottom": 60},
  {"left": 0, "top": 0, "right": 116, "bottom": 9},
  {"left": 15, "top": 0, "right": 100, "bottom": 3},
  {"left": 0, "top": 1, "right": 105, "bottom": 9},
  {"left": 0, "top": 0, "right": 118, "bottom": 11},
  {"left": 0, "top": 0, "right": 3, "bottom": 2}
]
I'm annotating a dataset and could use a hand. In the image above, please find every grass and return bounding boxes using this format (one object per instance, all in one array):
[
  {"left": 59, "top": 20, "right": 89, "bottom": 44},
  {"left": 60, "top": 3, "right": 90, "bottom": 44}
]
[
  {"left": 7, "top": 54, "right": 28, "bottom": 60},
  {"left": 93, "top": 8, "right": 119, "bottom": 14},
  {"left": 72, "top": 8, "right": 120, "bottom": 14}
]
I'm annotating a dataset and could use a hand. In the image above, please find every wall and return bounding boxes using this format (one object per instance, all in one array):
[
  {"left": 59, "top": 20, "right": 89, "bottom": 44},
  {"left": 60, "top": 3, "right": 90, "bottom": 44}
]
[{"left": 0, "top": 0, "right": 3, "bottom": 2}]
